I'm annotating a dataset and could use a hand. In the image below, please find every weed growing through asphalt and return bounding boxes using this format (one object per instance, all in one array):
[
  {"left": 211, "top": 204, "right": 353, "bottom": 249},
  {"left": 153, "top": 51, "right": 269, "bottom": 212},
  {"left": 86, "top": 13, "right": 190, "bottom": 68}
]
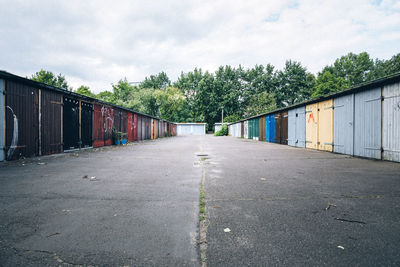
[{"left": 200, "top": 183, "right": 206, "bottom": 221}]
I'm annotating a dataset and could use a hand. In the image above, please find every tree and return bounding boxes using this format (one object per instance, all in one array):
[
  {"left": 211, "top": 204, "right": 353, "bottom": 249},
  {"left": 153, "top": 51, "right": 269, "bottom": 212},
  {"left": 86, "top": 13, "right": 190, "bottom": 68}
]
[
  {"left": 224, "top": 114, "right": 242, "bottom": 123},
  {"left": 96, "top": 91, "right": 113, "bottom": 102},
  {"left": 327, "top": 52, "right": 375, "bottom": 86},
  {"left": 31, "top": 69, "right": 70, "bottom": 90},
  {"left": 154, "top": 87, "right": 190, "bottom": 122},
  {"left": 246, "top": 91, "right": 277, "bottom": 116},
  {"left": 75, "top": 85, "right": 95, "bottom": 98},
  {"left": 174, "top": 68, "right": 204, "bottom": 120},
  {"left": 141, "top": 71, "right": 171, "bottom": 90},
  {"left": 312, "top": 70, "right": 349, "bottom": 98},
  {"left": 275, "top": 60, "right": 314, "bottom": 107},
  {"left": 213, "top": 66, "right": 242, "bottom": 121},
  {"left": 384, "top": 53, "right": 400, "bottom": 75},
  {"left": 111, "top": 78, "right": 135, "bottom": 104},
  {"left": 241, "top": 64, "right": 276, "bottom": 113},
  {"left": 374, "top": 53, "right": 400, "bottom": 78}
]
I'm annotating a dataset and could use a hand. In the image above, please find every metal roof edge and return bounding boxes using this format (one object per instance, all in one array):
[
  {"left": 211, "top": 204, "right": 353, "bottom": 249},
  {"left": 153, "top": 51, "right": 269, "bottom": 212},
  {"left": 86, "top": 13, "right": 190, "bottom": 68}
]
[{"left": 0, "top": 70, "right": 176, "bottom": 124}]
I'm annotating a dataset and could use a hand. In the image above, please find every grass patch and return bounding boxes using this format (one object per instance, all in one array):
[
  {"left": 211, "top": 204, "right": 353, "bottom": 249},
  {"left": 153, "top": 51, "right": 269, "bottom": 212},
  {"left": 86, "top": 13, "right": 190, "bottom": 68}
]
[{"left": 200, "top": 183, "right": 206, "bottom": 220}]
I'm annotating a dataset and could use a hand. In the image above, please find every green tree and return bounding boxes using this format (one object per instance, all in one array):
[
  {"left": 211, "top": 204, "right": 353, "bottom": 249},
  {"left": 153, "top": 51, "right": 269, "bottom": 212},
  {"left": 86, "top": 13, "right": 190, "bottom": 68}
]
[
  {"left": 213, "top": 66, "right": 242, "bottom": 122},
  {"left": 275, "top": 60, "right": 314, "bottom": 107},
  {"left": 195, "top": 71, "right": 214, "bottom": 127},
  {"left": 31, "top": 69, "right": 70, "bottom": 90},
  {"left": 174, "top": 68, "right": 204, "bottom": 121},
  {"left": 312, "top": 70, "right": 349, "bottom": 98},
  {"left": 224, "top": 114, "right": 242, "bottom": 123},
  {"left": 141, "top": 71, "right": 171, "bottom": 90},
  {"left": 111, "top": 78, "right": 135, "bottom": 104},
  {"left": 96, "top": 91, "right": 113, "bottom": 102},
  {"left": 241, "top": 64, "right": 276, "bottom": 113},
  {"left": 384, "top": 53, "right": 400, "bottom": 75},
  {"left": 246, "top": 91, "right": 277, "bottom": 116},
  {"left": 327, "top": 52, "right": 375, "bottom": 86},
  {"left": 75, "top": 85, "right": 95, "bottom": 98},
  {"left": 373, "top": 53, "right": 400, "bottom": 78},
  {"left": 154, "top": 87, "right": 190, "bottom": 122}
]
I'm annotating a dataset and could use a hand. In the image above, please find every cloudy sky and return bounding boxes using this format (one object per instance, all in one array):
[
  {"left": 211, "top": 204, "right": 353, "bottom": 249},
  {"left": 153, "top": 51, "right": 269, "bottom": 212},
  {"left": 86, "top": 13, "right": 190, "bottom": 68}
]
[{"left": 1, "top": 0, "right": 400, "bottom": 93}]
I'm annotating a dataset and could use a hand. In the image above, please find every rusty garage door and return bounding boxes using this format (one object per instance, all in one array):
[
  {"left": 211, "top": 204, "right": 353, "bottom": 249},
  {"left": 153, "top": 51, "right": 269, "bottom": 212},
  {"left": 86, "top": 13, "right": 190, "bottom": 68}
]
[
  {"left": 0, "top": 79, "right": 4, "bottom": 161},
  {"left": 40, "top": 89, "right": 62, "bottom": 155},
  {"left": 258, "top": 116, "right": 266, "bottom": 141},
  {"left": 81, "top": 101, "right": 93, "bottom": 148},
  {"left": 6, "top": 80, "right": 39, "bottom": 160},
  {"left": 63, "top": 96, "right": 80, "bottom": 150}
]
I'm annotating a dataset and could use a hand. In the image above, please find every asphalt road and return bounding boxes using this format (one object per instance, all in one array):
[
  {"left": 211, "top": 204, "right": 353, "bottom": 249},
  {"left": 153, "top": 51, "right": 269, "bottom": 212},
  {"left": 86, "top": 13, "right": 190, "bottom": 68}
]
[
  {"left": 1, "top": 135, "right": 399, "bottom": 266},
  {"left": 0, "top": 137, "right": 203, "bottom": 266},
  {"left": 202, "top": 136, "right": 400, "bottom": 266}
]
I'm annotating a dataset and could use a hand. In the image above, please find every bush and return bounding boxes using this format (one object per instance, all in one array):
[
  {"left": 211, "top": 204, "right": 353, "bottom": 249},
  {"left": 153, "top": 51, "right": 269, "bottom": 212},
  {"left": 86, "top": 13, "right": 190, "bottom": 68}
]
[{"left": 214, "top": 124, "right": 228, "bottom": 136}]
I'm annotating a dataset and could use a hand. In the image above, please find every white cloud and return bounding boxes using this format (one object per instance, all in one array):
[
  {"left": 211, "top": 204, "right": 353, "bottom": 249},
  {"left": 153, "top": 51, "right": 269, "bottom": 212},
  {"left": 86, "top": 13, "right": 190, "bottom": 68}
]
[{"left": 0, "top": 0, "right": 399, "bottom": 93}]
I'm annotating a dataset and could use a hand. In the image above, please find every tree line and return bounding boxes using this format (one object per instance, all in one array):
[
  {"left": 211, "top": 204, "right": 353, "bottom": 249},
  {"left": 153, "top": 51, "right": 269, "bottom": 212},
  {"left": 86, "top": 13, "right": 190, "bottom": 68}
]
[{"left": 31, "top": 51, "right": 400, "bottom": 130}]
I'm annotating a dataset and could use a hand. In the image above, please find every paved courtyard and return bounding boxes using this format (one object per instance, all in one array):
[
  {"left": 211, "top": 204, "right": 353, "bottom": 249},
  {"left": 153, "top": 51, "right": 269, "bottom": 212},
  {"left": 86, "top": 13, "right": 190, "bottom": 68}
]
[{"left": 0, "top": 135, "right": 399, "bottom": 266}]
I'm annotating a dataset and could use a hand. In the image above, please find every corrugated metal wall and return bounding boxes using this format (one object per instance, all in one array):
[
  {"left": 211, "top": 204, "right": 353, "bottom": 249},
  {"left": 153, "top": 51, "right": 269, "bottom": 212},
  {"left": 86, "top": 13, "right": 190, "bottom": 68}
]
[
  {"left": 244, "top": 121, "right": 248, "bottom": 139},
  {"left": 318, "top": 99, "right": 334, "bottom": 152},
  {"left": 288, "top": 110, "right": 295, "bottom": 146},
  {"left": 306, "top": 100, "right": 333, "bottom": 151},
  {"left": 354, "top": 88, "right": 382, "bottom": 159},
  {"left": 93, "top": 104, "right": 104, "bottom": 148},
  {"left": 63, "top": 96, "right": 80, "bottom": 150},
  {"left": 295, "top": 107, "right": 306, "bottom": 148},
  {"left": 306, "top": 103, "right": 318, "bottom": 150},
  {"left": 0, "top": 79, "right": 4, "bottom": 161},
  {"left": 5, "top": 81, "right": 39, "bottom": 159},
  {"left": 334, "top": 94, "right": 354, "bottom": 155},
  {"left": 141, "top": 116, "right": 145, "bottom": 140},
  {"left": 266, "top": 114, "right": 275, "bottom": 143},
  {"left": 113, "top": 109, "right": 120, "bottom": 132},
  {"left": 248, "top": 119, "right": 253, "bottom": 139},
  {"left": 151, "top": 119, "right": 154, "bottom": 139},
  {"left": 127, "top": 113, "right": 134, "bottom": 142},
  {"left": 81, "top": 101, "right": 93, "bottom": 148},
  {"left": 241, "top": 122, "right": 244, "bottom": 138},
  {"left": 230, "top": 122, "right": 241, "bottom": 137},
  {"left": 275, "top": 113, "right": 282, "bottom": 144},
  {"left": 172, "top": 124, "right": 177, "bottom": 136},
  {"left": 158, "top": 120, "right": 163, "bottom": 137},
  {"left": 137, "top": 115, "right": 143, "bottom": 140},
  {"left": 40, "top": 89, "right": 62, "bottom": 155},
  {"left": 177, "top": 124, "right": 206, "bottom": 135},
  {"left": 383, "top": 82, "right": 400, "bottom": 162},
  {"left": 253, "top": 118, "right": 259, "bottom": 140},
  {"left": 275, "top": 111, "right": 288, "bottom": 145},
  {"left": 259, "top": 117, "right": 266, "bottom": 141},
  {"left": 121, "top": 111, "right": 128, "bottom": 134},
  {"left": 145, "top": 117, "right": 151, "bottom": 139},
  {"left": 288, "top": 107, "right": 306, "bottom": 148},
  {"left": 155, "top": 119, "right": 159, "bottom": 139},
  {"left": 133, "top": 114, "right": 138, "bottom": 141}
]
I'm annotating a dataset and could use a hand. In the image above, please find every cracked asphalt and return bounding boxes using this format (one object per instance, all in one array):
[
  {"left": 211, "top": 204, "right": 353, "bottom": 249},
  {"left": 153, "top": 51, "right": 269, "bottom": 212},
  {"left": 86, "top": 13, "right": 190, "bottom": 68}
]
[{"left": 1, "top": 135, "right": 400, "bottom": 266}]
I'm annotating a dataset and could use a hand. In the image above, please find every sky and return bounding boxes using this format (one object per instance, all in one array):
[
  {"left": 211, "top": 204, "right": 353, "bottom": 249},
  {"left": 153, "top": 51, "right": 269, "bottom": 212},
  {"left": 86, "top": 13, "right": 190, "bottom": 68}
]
[{"left": 1, "top": 0, "right": 400, "bottom": 93}]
